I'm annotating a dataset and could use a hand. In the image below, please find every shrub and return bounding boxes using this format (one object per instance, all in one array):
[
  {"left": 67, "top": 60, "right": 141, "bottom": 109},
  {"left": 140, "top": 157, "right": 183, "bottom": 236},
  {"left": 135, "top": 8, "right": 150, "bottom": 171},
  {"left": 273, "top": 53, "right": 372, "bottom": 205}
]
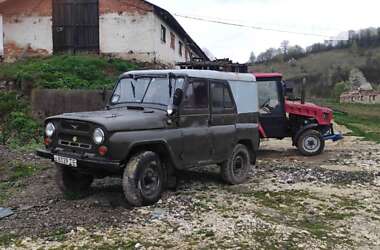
[
  {"left": 332, "top": 82, "right": 350, "bottom": 100},
  {"left": 0, "top": 92, "right": 41, "bottom": 146},
  {"left": 0, "top": 55, "right": 140, "bottom": 90}
]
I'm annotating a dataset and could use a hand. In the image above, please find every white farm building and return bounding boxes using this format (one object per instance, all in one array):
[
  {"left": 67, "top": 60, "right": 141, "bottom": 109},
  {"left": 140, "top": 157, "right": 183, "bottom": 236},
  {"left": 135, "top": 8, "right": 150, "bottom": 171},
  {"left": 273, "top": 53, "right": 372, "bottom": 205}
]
[{"left": 0, "top": 0, "right": 209, "bottom": 65}]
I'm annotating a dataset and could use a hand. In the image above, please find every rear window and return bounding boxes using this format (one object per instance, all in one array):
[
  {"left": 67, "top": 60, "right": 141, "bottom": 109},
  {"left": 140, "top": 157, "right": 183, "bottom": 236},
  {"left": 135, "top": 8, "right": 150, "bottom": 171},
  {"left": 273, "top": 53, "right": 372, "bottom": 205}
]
[{"left": 229, "top": 81, "right": 258, "bottom": 114}]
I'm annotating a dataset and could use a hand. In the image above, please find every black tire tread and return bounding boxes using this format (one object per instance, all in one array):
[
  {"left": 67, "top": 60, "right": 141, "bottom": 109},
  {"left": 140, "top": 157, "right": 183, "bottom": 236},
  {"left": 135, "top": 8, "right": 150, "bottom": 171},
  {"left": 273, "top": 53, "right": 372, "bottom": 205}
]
[
  {"left": 122, "top": 151, "right": 163, "bottom": 207},
  {"left": 221, "top": 144, "right": 251, "bottom": 185},
  {"left": 55, "top": 164, "right": 93, "bottom": 194},
  {"left": 297, "top": 129, "right": 325, "bottom": 156}
]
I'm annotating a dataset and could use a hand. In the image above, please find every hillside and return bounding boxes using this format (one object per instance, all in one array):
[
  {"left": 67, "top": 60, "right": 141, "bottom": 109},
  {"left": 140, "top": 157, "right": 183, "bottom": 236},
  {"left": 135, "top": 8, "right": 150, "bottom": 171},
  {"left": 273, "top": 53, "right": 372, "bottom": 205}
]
[{"left": 251, "top": 47, "right": 380, "bottom": 97}]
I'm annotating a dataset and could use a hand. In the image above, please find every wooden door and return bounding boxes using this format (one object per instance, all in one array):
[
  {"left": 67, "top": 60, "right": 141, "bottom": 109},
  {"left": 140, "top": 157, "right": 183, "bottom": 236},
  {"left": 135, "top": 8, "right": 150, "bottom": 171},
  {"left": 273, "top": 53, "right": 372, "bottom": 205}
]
[{"left": 53, "top": 0, "right": 99, "bottom": 54}]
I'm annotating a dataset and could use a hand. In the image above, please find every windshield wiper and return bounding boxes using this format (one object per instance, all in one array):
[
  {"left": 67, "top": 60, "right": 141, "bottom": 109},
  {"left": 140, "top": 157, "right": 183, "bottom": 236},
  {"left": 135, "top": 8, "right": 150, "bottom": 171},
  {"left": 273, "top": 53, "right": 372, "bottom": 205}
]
[
  {"left": 127, "top": 105, "right": 144, "bottom": 110},
  {"left": 130, "top": 81, "right": 136, "bottom": 98}
]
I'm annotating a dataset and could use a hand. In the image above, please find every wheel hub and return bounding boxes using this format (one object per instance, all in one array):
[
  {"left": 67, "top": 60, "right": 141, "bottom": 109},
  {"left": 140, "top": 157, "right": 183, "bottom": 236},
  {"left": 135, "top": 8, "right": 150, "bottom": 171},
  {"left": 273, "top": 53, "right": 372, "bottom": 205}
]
[
  {"left": 233, "top": 154, "right": 246, "bottom": 176},
  {"left": 303, "top": 136, "right": 320, "bottom": 153},
  {"left": 139, "top": 163, "right": 160, "bottom": 196}
]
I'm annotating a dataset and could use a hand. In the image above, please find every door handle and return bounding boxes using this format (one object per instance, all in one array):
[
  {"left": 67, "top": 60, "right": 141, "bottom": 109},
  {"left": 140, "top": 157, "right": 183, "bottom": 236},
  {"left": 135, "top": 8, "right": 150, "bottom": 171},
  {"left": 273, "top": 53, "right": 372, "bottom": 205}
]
[{"left": 56, "top": 27, "right": 64, "bottom": 32}]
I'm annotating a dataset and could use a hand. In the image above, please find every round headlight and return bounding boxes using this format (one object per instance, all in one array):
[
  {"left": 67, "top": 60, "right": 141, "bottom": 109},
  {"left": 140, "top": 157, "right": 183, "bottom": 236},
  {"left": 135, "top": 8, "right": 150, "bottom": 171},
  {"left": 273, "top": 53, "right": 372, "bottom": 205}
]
[
  {"left": 93, "top": 128, "right": 105, "bottom": 145},
  {"left": 45, "top": 123, "right": 55, "bottom": 137}
]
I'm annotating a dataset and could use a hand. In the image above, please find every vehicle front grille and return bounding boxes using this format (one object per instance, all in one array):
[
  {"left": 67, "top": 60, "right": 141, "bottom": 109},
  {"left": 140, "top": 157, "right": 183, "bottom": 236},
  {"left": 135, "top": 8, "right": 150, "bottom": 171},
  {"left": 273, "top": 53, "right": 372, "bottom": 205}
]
[
  {"left": 59, "top": 139, "right": 92, "bottom": 150},
  {"left": 56, "top": 119, "right": 94, "bottom": 152},
  {"left": 61, "top": 120, "right": 90, "bottom": 132}
]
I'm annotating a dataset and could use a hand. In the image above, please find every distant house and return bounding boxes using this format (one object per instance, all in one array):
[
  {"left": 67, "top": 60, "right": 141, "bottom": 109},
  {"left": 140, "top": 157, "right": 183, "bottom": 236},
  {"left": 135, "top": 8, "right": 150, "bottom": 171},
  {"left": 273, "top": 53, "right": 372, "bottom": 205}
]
[
  {"left": 0, "top": 0, "right": 208, "bottom": 65},
  {"left": 340, "top": 89, "right": 380, "bottom": 104}
]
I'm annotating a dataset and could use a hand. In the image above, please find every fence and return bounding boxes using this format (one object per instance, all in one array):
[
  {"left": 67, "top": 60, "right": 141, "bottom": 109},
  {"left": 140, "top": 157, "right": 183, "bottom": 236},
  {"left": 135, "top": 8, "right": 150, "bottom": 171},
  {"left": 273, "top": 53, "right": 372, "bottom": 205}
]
[{"left": 31, "top": 89, "right": 112, "bottom": 119}]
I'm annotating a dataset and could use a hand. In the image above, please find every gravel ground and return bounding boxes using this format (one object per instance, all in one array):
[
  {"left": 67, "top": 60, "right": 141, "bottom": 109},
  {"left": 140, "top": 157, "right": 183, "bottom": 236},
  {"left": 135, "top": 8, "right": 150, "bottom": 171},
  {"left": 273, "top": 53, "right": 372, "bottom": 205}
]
[{"left": 1, "top": 128, "right": 380, "bottom": 249}]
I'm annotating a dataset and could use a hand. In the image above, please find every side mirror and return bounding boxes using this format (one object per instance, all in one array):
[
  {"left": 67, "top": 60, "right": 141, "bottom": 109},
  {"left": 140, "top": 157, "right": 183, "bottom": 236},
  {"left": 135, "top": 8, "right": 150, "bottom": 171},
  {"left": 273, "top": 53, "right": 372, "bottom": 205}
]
[
  {"left": 167, "top": 88, "right": 183, "bottom": 117},
  {"left": 173, "top": 88, "right": 183, "bottom": 106}
]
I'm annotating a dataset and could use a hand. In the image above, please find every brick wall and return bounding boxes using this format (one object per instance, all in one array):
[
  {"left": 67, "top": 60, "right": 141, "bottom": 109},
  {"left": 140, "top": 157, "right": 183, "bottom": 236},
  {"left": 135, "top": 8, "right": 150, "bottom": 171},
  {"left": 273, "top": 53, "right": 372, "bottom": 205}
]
[
  {"left": 0, "top": 0, "right": 52, "bottom": 19},
  {"left": 99, "top": 0, "right": 153, "bottom": 15}
]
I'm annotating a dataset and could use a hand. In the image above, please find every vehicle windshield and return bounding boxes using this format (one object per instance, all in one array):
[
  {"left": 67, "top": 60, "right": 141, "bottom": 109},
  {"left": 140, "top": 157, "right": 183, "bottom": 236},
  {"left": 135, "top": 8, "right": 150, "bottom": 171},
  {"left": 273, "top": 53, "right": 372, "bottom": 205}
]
[
  {"left": 257, "top": 80, "right": 281, "bottom": 114},
  {"left": 111, "top": 76, "right": 185, "bottom": 106}
]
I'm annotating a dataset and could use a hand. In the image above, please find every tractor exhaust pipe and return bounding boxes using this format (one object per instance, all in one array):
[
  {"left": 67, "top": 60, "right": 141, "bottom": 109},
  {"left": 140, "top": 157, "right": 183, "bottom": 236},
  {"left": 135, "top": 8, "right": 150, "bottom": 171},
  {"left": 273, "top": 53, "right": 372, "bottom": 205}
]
[{"left": 301, "top": 77, "right": 306, "bottom": 104}]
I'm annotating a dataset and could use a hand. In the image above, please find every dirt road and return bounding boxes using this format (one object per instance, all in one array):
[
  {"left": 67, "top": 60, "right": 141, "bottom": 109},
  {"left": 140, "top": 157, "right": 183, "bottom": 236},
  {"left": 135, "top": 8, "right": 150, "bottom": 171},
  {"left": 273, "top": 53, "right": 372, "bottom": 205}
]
[{"left": 0, "top": 132, "right": 379, "bottom": 249}]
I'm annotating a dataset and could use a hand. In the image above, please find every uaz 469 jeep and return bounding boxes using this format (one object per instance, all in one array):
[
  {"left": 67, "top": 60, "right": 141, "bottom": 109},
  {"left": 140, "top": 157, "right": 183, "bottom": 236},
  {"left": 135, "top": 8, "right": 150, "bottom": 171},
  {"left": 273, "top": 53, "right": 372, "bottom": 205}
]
[{"left": 37, "top": 70, "right": 260, "bottom": 206}]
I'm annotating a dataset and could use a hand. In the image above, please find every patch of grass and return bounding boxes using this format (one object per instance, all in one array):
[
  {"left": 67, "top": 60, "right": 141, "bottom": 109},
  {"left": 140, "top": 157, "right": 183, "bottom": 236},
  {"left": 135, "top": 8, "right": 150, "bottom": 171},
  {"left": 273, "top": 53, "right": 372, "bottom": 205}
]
[
  {"left": 251, "top": 190, "right": 311, "bottom": 210},
  {"left": 0, "top": 161, "right": 47, "bottom": 203},
  {"left": 0, "top": 55, "right": 140, "bottom": 90},
  {"left": 48, "top": 228, "right": 68, "bottom": 242},
  {"left": 0, "top": 234, "right": 18, "bottom": 247},
  {"left": 313, "top": 99, "right": 380, "bottom": 143}
]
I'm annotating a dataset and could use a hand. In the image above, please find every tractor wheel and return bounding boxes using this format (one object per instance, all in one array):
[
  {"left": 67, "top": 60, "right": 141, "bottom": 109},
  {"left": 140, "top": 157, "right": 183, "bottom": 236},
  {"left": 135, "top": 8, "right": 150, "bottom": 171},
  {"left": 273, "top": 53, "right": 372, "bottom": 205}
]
[
  {"left": 122, "top": 151, "right": 163, "bottom": 207},
  {"left": 297, "top": 129, "right": 325, "bottom": 156},
  {"left": 221, "top": 144, "right": 251, "bottom": 185}
]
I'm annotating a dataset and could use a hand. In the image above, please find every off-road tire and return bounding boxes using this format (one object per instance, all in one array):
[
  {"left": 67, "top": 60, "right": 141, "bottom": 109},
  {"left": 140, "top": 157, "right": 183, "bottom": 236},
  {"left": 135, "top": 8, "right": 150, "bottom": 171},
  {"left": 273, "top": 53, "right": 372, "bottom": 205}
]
[
  {"left": 221, "top": 144, "right": 251, "bottom": 185},
  {"left": 122, "top": 151, "right": 163, "bottom": 207},
  {"left": 297, "top": 129, "right": 325, "bottom": 156},
  {"left": 55, "top": 164, "right": 94, "bottom": 194}
]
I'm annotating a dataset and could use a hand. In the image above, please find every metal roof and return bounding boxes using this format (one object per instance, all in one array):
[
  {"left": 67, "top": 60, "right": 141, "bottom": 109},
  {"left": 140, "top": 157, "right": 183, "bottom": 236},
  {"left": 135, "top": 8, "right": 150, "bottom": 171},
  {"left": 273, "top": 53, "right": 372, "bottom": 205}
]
[
  {"left": 123, "top": 69, "right": 256, "bottom": 82},
  {"left": 253, "top": 73, "right": 283, "bottom": 79}
]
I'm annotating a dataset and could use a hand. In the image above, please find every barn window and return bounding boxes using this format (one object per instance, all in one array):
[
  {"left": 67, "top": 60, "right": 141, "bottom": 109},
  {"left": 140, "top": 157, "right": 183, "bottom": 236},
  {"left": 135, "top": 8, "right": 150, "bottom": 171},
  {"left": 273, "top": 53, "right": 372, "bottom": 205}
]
[
  {"left": 179, "top": 41, "right": 183, "bottom": 56},
  {"left": 161, "top": 25, "right": 166, "bottom": 43},
  {"left": 170, "top": 32, "right": 176, "bottom": 50}
]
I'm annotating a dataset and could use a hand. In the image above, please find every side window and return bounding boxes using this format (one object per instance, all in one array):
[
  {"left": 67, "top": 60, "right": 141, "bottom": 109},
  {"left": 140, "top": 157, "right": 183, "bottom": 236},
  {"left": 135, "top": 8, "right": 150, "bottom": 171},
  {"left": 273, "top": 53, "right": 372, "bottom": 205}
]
[
  {"left": 224, "top": 86, "right": 234, "bottom": 108},
  {"left": 211, "top": 82, "right": 234, "bottom": 111},
  {"left": 183, "top": 79, "right": 208, "bottom": 109},
  {"left": 161, "top": 25, "right": 166, "bottom": 43}
]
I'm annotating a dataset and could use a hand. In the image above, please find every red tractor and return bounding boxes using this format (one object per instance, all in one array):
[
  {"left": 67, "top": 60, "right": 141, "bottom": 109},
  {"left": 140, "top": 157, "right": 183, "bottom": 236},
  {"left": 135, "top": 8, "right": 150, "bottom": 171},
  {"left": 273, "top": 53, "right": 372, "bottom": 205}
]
[{"left": 254, "top": 73, "right": 343, "bottom": 156}]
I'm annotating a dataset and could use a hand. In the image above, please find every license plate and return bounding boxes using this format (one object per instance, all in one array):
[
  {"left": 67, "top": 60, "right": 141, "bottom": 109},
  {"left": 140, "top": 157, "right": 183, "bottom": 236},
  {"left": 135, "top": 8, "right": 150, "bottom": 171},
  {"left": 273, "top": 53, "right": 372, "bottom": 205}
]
[{"left": 54, "top": 155, "right": 78, "bottom": 167}]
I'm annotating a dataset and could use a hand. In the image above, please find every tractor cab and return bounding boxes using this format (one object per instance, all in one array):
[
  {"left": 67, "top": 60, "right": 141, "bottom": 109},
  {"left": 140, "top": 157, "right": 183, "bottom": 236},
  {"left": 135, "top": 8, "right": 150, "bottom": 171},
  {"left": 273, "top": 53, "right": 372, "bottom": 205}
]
[
  {"left": 254, "top": 73, "right": 343, "bottom": 156},
  {"left": 255, "top": 73, "right": 288, "bottom": 139}
]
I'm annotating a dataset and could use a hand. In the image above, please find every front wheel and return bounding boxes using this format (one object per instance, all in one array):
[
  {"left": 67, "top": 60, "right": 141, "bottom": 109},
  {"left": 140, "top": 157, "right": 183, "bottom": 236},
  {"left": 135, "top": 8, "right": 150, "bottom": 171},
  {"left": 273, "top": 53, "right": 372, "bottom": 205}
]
[
  {"left": 122, "top": 151, "right": 163, "bottom": 207},
  {"left": 55, "top": 164, "right": 94, "bottom": 195},
  {"left": 297, "top": 129, "right": 325, "bottom": 156},
  {"left": 221, "top": 144, "right": 251, "bottom": 185}
]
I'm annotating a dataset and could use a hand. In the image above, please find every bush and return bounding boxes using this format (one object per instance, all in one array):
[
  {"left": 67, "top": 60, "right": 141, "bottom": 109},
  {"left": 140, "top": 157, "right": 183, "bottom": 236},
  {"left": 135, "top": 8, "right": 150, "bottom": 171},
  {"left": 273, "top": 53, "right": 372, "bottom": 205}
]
[
  {"left": 332, "top": 82, "right": 350, "bottom": 100},
  {"left": 0, "top": 55, "right": 139, "bottom": 90},
  {"left": 0, "top": 92, "right": 41, "bottom": 146}
]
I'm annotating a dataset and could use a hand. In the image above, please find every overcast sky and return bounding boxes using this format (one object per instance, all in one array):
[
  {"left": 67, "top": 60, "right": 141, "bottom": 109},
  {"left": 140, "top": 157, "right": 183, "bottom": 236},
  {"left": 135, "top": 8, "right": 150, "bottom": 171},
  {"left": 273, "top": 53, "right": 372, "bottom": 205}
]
[{"left": 149, "top": 0, "right": 380, "bottom": 63}]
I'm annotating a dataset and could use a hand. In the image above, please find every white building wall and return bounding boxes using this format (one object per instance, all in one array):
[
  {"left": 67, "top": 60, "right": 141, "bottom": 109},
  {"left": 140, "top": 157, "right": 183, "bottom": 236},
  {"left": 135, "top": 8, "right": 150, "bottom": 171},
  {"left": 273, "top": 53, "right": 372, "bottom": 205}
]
[
  {"left": 99, "top": 11, "right": 195, "bottom": 65},
  {"left": 0, "top": 15, "right": 3, "bottom": 56},
  {"left": 3, "top": 16, "right": 53, "bottom": 53},
  {"left": 152, "top": 16, "right": 190, "bottom": 65},
  {"left": 99, "top": 12, "right": 156, "bottom": 62}
]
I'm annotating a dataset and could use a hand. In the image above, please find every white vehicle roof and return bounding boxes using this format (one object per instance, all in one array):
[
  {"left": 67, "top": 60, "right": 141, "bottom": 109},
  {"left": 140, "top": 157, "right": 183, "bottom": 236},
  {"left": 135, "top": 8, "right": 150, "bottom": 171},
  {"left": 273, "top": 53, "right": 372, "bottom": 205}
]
[{"left": 123, "top": 69, "right": 256, "bottom": 82}]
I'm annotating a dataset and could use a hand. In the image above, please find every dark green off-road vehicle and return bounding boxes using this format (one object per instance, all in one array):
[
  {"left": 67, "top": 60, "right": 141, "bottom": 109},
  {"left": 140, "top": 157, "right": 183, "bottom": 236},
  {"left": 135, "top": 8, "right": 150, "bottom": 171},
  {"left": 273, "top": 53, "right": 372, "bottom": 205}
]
[{"left": 37, "top": 70, "right": 259, "bottom": 206}]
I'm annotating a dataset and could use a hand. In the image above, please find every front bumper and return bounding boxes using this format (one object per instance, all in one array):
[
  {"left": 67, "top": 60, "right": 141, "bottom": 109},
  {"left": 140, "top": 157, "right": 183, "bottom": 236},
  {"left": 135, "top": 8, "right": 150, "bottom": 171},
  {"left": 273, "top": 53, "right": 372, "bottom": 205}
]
[
  {"left": 36, "top": 149, "right": 122, "bottom": 175},
  {"left": 323, "top": 124, "right": 344, "bottom": 142}
]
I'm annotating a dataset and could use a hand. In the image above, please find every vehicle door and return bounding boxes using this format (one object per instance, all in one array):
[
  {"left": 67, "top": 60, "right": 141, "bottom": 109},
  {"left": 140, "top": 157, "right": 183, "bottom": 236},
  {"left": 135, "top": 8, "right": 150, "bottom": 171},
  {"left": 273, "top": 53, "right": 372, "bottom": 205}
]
[
  {"left": 209, "top": 80, "right": 237, "bottom": 162},
  {"left": 257, "top": 80, "right": 287, "bottom": 138},
  {"left": 179, "top": 78, "right": 212, "bottom": 165}
]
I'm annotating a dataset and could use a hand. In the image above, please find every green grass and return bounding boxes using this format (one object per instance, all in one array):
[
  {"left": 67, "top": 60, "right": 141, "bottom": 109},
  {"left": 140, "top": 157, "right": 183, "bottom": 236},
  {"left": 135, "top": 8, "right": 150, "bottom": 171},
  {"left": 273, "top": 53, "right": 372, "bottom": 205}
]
[
  {"left": 313, "top": 99, "right": 380, "bottom": 143},
  {"left": 0, "top": 234, "right": 18, "bottom": 248},
  {"left": 0, "top": 161, "right": 47, "bottom": 203},
  {"left": 0, "top": 55, "right": 140, "bottom": 90}
]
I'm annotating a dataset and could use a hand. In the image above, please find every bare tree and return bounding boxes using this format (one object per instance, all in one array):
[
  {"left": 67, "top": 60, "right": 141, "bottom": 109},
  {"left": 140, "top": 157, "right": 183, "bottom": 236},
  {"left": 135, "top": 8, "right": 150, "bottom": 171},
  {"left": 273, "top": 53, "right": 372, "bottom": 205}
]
[{"left": 248, "top": 51, "right": 256, "bottom": 64}]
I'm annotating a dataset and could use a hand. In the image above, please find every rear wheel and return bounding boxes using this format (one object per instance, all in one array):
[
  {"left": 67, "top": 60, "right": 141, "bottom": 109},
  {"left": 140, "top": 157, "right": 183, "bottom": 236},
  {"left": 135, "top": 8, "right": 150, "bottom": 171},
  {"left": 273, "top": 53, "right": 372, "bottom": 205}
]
[
  {"left": 221, "top": 144, "right": 251, "bottom": 185},
  {"left": 55, "top": 164, "right": 94, "bottom": 194},
  {"left": 122, "top": 151, "right": 163, "bottom": 207},
  {"left": 297, "top": 129, "right": 325, "bottom": 156}
]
